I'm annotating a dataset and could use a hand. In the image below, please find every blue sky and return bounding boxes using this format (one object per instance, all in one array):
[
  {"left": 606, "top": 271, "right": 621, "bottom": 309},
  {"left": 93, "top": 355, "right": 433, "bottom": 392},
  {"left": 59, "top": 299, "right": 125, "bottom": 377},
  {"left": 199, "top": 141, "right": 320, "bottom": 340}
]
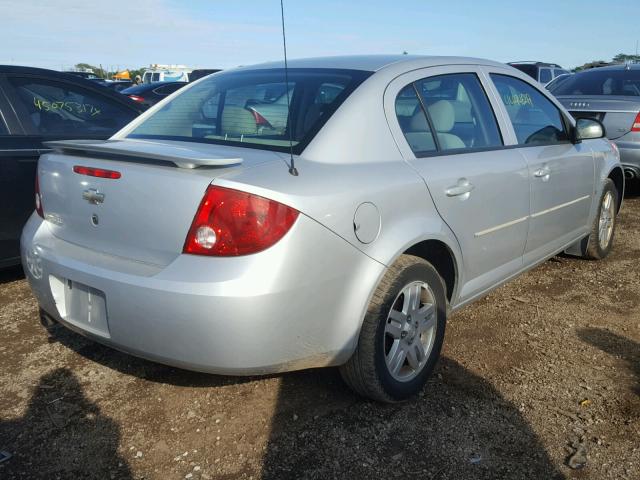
[{"left": 1, "top": 0, "right": 638, "bottom": 71}]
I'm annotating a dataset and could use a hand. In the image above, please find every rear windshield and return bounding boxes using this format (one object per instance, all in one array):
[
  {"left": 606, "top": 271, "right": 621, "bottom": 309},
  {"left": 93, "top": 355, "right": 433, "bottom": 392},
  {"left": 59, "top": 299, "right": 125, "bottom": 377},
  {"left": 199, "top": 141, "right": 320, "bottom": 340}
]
[
  {"left": 550, "top": 68, "right": 640, "bottom": 96},
  {"left": 127, "top": 68, "right": 371, "bottom": 154}
]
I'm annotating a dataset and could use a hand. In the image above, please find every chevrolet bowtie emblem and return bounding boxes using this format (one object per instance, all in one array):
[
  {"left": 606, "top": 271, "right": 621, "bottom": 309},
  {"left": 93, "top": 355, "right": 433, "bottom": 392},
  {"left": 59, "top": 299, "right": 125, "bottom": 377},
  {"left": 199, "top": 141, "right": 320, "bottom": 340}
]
[{"left": 82, "top": 188, "right": 105, "bottom": 205}]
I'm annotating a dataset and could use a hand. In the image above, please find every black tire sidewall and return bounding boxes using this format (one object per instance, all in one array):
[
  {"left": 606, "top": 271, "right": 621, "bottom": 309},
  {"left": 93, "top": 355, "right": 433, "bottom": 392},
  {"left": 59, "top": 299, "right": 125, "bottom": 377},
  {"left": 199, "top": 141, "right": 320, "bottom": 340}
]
[{"left": 372, "top": 262, "right": 447, "bottom": 401}]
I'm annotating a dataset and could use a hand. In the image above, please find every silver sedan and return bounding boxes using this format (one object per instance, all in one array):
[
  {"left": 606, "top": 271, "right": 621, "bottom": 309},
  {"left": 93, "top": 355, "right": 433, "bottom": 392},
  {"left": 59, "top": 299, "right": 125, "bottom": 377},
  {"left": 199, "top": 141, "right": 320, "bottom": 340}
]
[{"left": 22, "top": 55, "right": 623, "bottom": 402}]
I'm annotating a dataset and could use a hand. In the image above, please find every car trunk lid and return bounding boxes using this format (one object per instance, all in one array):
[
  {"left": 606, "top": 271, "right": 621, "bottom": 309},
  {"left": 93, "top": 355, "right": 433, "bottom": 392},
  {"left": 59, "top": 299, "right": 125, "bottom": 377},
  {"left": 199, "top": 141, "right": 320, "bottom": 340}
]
[
  {"left": 38, "top": 139, "right": 277, "bottom": 266},
  {"left": 556, "top": 95, "right": 640, "bottom": 140}
]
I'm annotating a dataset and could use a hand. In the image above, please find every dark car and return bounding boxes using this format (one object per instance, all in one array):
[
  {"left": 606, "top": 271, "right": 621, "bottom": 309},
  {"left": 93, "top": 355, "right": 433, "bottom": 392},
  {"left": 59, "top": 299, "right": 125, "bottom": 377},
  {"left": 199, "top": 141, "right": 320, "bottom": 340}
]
[
  {"left": 0, "top": 66, "right": 144, "bottom": 267},
  {"left": 66, "top": 71, "right": 100, "bottom": 80},
  {"left": 508, "top": 61, "right": 570, "bottom": 85},
  {"left": 549, "top": 64, "right": 640, "bottom": 181},
  {"left": 189, "top": 69, "right": 222, "bottom": 82},
  {"left": 121, "top": 81, "right": 187, "bottom": 109},
  {"left": 94, "top": 79, "right": 133, "bottom": 92}
]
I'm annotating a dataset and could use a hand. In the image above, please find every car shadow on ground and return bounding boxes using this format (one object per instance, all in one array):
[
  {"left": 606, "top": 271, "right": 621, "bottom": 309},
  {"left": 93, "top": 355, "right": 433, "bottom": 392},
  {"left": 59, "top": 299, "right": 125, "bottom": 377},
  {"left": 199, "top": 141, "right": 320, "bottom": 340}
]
[
  {"left": 0, "top": 368, "right": 132, "bottom": 479},
  {"left": 624, "top": 179, "right": 640, "bottom": 198},
  {"left": 0, "top": 265, "right": 24, "bottom": 285},
  {"left": 259, "top": 357, "right": 566, "bottom": 480},
  {"left": 577, "top": 327, "right": 639, "bottom": 396}
]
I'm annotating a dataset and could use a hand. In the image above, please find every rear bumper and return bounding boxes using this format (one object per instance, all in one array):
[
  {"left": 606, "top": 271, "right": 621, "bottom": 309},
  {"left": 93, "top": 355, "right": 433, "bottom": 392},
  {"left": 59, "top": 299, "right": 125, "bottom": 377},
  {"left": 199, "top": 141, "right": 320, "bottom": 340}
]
[{"left": 21, "top": 213, "right": 385, "bottom": 375}]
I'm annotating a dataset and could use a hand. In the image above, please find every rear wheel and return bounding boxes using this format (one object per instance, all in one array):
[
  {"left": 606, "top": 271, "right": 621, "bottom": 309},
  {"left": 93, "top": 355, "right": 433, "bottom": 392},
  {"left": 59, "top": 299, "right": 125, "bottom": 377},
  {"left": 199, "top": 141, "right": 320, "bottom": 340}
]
[
  {"left": 584, "top": 179, "right": 618, "bottom": 260},
  {"left": 340, "top": 255, "right": 447, "bottom": 402}
]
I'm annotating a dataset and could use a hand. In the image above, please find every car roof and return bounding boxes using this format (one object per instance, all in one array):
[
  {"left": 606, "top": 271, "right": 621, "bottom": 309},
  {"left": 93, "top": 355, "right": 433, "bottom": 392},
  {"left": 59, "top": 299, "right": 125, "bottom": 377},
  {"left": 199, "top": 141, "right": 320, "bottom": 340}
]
[
  {"left": 508, "top": 61, "right": 563, "bottom": 68},
  {"left": 579, "top": 63, "right": 640, "bottom": 72},
  {"left": 234, "top": 55, "right": 507, "bottom": 72}
]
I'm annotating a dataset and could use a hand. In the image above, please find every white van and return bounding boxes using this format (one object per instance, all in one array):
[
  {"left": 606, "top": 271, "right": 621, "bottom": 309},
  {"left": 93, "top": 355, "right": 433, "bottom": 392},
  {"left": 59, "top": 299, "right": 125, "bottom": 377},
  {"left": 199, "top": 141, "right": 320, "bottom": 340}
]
[{"left": 142, "top": 65, "right": 191, "bottom": 83}]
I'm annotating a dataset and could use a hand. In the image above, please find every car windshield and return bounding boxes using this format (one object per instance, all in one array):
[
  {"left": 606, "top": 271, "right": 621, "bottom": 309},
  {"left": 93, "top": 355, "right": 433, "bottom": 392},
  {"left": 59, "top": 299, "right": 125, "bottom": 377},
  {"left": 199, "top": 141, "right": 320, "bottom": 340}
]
[
  {"left": 127, "top": 68, "right": 371, "bottom": 153},
  {"left": 549, "top": 68, "right": 640, "bottom": 96}
]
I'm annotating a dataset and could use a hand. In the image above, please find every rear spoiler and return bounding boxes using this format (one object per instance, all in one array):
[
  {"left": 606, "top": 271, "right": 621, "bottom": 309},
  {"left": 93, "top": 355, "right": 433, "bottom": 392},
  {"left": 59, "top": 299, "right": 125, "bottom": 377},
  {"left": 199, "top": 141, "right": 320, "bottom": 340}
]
[{"left": 43, "top": 139, "right": 243, "bottom": 169}]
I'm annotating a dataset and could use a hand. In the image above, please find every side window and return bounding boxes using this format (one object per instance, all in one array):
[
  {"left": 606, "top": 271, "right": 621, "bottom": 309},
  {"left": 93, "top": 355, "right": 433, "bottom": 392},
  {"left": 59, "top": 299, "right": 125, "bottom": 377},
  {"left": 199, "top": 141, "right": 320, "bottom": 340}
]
[
  {"left": 0, "top": 110, "right": 8, "bottom": 134},
  {"left": 394, "top": 85, "right": 437, "bottom": 155},
  {"left": 491, "top": 74, "right": 569, "bottom": 145},
  {"left": 152, "top": 73, "right": 160, "bottom": 82},
  {"left": 6, "top": 76, "right": 137, "bottom": 136},
  {"left": 415, "top": 73, "right": 503, "bottom": 151},
  {"left": 539, "top": 68, "right": 552, "bottom": 84}
]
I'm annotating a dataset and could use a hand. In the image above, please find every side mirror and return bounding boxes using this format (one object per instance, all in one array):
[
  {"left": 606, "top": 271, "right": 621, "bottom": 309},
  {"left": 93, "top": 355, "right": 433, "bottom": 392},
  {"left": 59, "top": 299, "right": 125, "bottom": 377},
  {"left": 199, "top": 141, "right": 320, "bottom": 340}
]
[{"left": 574, "top": 118, "right": 605, "bottom": 142}]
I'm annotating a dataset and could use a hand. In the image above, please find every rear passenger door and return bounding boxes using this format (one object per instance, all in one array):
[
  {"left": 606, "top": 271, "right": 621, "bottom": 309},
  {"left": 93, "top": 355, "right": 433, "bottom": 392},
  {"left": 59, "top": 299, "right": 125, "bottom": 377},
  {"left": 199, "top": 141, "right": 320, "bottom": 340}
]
[
  {"left": 486, "top": 71, "right": 594, "bottom": 263},
  {"left": 386, "top": 66, "right": 531, "bottom": 303}
]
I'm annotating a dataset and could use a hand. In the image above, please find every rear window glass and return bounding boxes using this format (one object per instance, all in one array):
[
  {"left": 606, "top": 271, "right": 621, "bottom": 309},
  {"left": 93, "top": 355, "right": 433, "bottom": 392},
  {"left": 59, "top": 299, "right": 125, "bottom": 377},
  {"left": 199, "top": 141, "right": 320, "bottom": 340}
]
[
  {"left": 128, "top": 68, "right": 371, "bottom": 154},
  {"left": 550, "top": 69, "right": 640, "bottom": 96}
]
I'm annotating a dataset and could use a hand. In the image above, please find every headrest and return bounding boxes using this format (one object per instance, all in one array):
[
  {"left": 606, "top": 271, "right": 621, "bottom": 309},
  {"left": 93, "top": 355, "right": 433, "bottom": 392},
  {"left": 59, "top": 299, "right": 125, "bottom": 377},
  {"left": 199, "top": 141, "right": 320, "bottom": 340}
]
[{"left": 427, "top": 100, "right": 455, "bottom": 132}]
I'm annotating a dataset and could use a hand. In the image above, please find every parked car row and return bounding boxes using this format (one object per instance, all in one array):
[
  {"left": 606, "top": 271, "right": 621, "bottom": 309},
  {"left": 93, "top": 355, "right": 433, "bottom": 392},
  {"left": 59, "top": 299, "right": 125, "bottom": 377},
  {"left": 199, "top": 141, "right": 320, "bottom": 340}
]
[
  {"left": 16, "top": 55, "right": 623, "bottom": 403},
  {"left": 547, "top": 64, "right": 640, "bottom": 181}
]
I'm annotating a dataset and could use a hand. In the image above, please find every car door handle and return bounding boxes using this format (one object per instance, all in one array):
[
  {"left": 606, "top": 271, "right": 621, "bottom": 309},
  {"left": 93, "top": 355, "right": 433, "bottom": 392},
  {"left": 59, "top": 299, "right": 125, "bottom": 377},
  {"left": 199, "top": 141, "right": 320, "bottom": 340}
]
[
  {"left": 534, "top": 166, "right": 551, "bottom": 179},
  {"left": 445, "top": 178, "right": 475, "bottom": 198}
]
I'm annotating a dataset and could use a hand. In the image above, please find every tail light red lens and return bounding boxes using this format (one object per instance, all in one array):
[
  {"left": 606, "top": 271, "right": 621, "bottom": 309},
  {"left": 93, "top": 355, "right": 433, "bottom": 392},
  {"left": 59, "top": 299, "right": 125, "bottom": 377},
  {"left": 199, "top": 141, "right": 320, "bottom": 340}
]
[
  {"left": 73, "top": 165, "right": 121, "bottom": 179},
  {"left": 183, "top": 186, "right": 299, "bottom": 256},
  {"left": 128, "top": 95, "right": 145, "bottom": 103},
  {"left": 35, "top": 173, "right": 44, "bottom": 218},
  {"left": 632, "top": 112, "right": 640, "bottom": 132}
]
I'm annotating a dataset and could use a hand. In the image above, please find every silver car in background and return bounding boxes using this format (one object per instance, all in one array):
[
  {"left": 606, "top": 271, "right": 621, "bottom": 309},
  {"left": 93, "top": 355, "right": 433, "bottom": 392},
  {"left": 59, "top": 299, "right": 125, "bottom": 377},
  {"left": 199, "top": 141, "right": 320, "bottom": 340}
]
[
  {"left": 22, "top": 56, "right": 623, "bottom": 402},
  {"left": 549, "top": 63, "right": 640, "bottom": 180}
]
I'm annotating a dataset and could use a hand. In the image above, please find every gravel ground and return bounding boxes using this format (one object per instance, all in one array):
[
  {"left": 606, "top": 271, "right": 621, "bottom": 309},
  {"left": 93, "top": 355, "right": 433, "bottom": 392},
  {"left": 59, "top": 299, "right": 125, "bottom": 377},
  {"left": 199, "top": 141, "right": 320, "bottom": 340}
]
[{"left": 0, "top": 190, "right": 638, "bottom": 480}]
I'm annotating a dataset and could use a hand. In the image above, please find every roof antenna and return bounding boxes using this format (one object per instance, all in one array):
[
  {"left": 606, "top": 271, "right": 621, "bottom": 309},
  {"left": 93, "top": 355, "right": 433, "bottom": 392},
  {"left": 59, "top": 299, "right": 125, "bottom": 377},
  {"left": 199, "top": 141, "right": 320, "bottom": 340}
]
[{"left": 280, "top": 0, "right": 298, "bottom": 176}]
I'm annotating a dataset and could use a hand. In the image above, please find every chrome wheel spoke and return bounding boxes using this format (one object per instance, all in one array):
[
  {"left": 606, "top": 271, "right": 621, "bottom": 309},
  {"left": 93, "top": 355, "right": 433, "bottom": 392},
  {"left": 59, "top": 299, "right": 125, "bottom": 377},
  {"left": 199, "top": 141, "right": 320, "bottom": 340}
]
[
  {"left": 387, "top": 340, "right": 406, "bottom": 375},
  {"left": 417, "top": 304, "right": 436, "bottom": 333},
  {"left": 385, "top": 317, "right": 403, "bottom": 339},
  {"left": 389, "top": 309, "right": 407, "bottom": 324},
  {"left": 407, "top": 342, "right": 426, "bottom": 370}
]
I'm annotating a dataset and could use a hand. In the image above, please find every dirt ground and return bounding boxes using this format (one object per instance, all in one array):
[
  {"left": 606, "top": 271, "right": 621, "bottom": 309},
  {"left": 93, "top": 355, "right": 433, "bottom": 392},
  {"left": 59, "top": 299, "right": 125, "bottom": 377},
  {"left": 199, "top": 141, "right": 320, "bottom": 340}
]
[{"left": 1, "top": 191, "right": 638, "bottom": 480}]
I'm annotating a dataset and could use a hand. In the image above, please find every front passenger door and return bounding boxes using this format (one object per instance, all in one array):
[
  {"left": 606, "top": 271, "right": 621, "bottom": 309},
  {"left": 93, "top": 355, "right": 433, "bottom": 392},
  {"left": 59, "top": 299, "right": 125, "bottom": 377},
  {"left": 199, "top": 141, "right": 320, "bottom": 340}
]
[{"left": 488, "top": 73, "right": 594, "bottom": 262}]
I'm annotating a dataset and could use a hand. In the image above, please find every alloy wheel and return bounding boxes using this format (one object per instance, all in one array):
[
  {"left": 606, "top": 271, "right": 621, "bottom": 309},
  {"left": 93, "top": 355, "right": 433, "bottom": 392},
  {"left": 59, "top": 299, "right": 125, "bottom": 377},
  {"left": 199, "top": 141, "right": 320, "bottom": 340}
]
[{"left": 383, "top": 281, "right": 437, "bottom": 382}]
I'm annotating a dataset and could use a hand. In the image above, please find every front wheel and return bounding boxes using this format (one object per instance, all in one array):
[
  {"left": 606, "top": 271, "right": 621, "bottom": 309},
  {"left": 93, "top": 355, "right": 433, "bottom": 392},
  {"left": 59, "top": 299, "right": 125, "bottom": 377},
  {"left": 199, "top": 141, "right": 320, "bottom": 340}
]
[
  {"left": 584, "top": 179, "right": 618, "bottom": 260},
  {"left": 340, "top": 255, "right": 447, "bottom": 402}
]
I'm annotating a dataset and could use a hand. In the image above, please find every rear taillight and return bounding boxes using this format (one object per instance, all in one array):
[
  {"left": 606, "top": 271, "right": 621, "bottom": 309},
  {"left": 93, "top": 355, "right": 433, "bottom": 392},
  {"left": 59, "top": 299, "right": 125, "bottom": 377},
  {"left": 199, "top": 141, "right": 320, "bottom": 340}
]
[
  {"left": 35, "top": 173, "right": 44, "bottom": 218},
  {"left": 128, "top": 95, "right": 145, "bottom": 103},
  {"left": 183, "top": 186, "right": 299, "bottom": 256},
  {"left": 632, "top": 112, "right": 640, "bottom": 132},
  {"left": 73, "top": 165, "right": 121, "bottom": 179}
]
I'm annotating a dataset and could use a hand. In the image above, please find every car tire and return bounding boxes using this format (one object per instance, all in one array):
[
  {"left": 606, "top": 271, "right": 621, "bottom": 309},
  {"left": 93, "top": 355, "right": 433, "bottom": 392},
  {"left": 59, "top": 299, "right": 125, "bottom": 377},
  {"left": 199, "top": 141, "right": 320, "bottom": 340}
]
[
  {"left": 584, "top": 179, "right": 618, "bottom": 260},
  {"left": 340, "top": 254, "right": 447, "bottom": 402}
]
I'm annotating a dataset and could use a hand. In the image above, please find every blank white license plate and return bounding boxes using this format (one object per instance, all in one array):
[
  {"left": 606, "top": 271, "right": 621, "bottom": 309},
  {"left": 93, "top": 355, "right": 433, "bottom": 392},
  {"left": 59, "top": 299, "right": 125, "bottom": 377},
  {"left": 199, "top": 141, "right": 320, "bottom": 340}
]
[{"left": 50, "top": 276, "right": 110, "bottom": 338}]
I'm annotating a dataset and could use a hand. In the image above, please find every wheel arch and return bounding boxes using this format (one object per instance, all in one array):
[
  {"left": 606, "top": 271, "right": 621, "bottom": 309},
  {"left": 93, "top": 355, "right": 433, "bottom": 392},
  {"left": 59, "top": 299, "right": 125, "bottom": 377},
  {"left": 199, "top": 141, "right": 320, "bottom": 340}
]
[
  {"left": 402, "top": 239, "right": 459, "bottom": 303},
  {"left": 607, "top": 166, "right": 624, "bottom": 213}
]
